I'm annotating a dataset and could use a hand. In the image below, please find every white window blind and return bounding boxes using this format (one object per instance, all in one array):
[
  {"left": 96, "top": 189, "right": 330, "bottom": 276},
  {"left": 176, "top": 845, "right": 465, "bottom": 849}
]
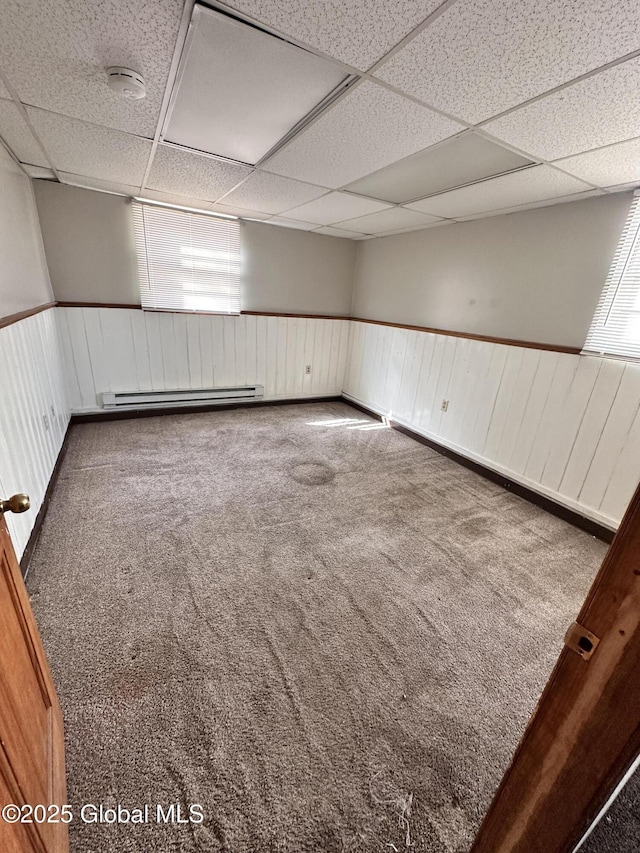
[
  {"left": 132, "top": 201, "right": 241, "bottom": 314},
  {"left": 583, "top": 191, "right": 640, "bottom": 361}
]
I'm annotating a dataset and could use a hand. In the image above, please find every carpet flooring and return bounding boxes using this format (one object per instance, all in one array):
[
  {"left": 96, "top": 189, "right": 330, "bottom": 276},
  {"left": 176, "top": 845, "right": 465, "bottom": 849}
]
[
  {"left": 580, "top": 767, "right": 640, "bottom": 853},
  {"left": 27, "top": 400, "right": 612, "bottom": 853}
]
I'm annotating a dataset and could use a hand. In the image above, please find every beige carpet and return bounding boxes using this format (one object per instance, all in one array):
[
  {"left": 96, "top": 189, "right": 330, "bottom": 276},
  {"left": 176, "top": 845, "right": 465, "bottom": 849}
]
[
  {"left": 27, "top": 400, "right": 609, "bottom": 853},
  {"left": 580, "top": 768, "right": 640, "bottom": 853}
]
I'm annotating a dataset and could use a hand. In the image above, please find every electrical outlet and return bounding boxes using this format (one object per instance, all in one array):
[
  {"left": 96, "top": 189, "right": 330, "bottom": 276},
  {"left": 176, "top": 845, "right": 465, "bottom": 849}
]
[
  {"left": 305, "top": 364, "right": 312, "bottom": 374},
  {"left": 42, "top": 414, "right": 50, "bottom": 432},
  {"left": 441, "top": 399, "right": 449, "bottom": 412}
]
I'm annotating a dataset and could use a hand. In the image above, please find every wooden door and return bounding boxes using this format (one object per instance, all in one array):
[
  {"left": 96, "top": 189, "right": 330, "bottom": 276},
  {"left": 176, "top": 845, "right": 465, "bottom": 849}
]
[
  {"left": 470, "top": 482, "right": 640, "bottom": 853},
  {"left": 0, "top": 495, "right": 68, "bottom": 853}
]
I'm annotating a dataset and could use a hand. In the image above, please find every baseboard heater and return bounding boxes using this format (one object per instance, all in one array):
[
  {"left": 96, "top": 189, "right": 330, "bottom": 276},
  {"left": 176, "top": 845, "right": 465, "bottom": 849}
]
[{"left": 101, "top": 386, "right": 264, "bottom": 408}]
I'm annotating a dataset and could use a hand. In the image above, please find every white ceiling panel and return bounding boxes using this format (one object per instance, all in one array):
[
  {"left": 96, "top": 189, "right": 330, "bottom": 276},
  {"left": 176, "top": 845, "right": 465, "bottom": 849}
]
[
  {"left": 263, "top": 81, "right": 462, "bottom": 188},
  {"left": 209, "top": 202, "right": 271, "bottom": 220},
  {"left": 59, "top": 172, "right": 140, "bottom": 196},
  {"left": 407, "top": 166, "right": 593, "bottom": 219},
  {"left": 264, "top": 216, "right": 319, "bottom": 230},
  {"left": 337, "top": 207, "right": 442, "bottom": 234},
  {"left": 26, "top": 108, "right": 152, "bottom": 184},
  {"left": 313, "top": 225, "right": 364, "bottom": 239},
  {"left": 164, "top": 6, "right": 346, "bottom": 164},
  {"left": 345, "top": 132, "right": 534, "bottom": 203},
  {"left": 284, "top": 190, "right": 390, "bottom": 225},
  {"left": 375, "top": 0, "right": 640, "bottom": 124},
  {"left": 146, "top": 144, "right": 252, "bottom": 201},
  {"left": 219, "top": 171, "right": 327, "bottom": 214},
  {"left": 554, "top": 139, "right": 640, "bottom": 189},
  {"left": 374, "top": 220, "right": 450, "bottom": 237},
  {"left": 0, "top": 0, "right": 184, "bottom": 137},
  {"left": 484, "top": 58, "right": 640, "bottom": 162},
  {"left": 141, "top": 188, "right": 224, "bottom": 211},
  {"left": 225, "top": 0, "right": 444, "bottom": 71},
  {"left": 455, "top": 189, "right": 604, "bottom": 221},
  {"left": 0, "top": 99, "right": 48, "bottom": 166}
]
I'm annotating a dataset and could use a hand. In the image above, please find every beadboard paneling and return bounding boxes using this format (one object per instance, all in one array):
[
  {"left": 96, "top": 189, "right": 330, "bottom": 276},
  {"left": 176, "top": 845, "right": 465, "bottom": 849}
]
[
  {"left": 58, "top": 307, "right": 350, "bottom": 412},
  {"left": 343, "top": 320, "right": 640, "bottom": 529},
  {"left": 0, "top": 308, "right": 70, "bottom": 558}
]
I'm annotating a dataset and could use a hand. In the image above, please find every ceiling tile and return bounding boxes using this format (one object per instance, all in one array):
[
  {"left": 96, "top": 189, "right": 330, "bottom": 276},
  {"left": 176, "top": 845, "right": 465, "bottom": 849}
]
[
  {"left": 225, "top": 0, "right": 443, "bottom": 70},
  {"left": 209, "top": 202, "right": 271, "bottom": 220},
  {"left": 337, "top": 207, "right": 442, "bottom": 234},
  {"left": 263, "top": 81, "right": 462, "bottom": 188},
  {"left": 484, "top": 58, "right": 640, "bottom": 161},
  {"left": 0, "top": 98, "right": 48, "bottom": 166},
  {"left": 375, "top": 0, "right": 640, "bottom": 124},
  {"left": 58, "top": 172, "right": 140, "bottom": 196},
  {"left": 0, "top": 0, "right": 184, "bottom": 137},
  {"left": 141, "top": 188, "right": 223, "bottom": 211},
  {"left": 219, "top": 171, "right": 327, "bottom": 214},
  {"left": 455, "top": 189, "right": 604, "bottom": 221},
  {"left": 406, "top": 165, "right": 592, "bottom": 218},
  {"left": 345, "top": 132, "right": 534, "bottom": 203},
  {"left": 374, "top": 220, "right": 451, "bottom": 237},
  {"left": 554, "top": 138, "right": 640, "bottom": 188},
  {"left": 314, "top": 225, "right": 364, "bottom": 238},
  {"left": 26, "top": 108, "right": 151, "bottom": 184},
  {"left": 284, "top": 191, "right": 390, "bottom": 224},
  {"left": 164, "top": 6, "right": 346, "bottom": 164},
  {"left": 263, "top": 217, "right": 319, "bottom": 230},
  {"left": 146, "top": 144, "right": 252, "bottom": 201}
]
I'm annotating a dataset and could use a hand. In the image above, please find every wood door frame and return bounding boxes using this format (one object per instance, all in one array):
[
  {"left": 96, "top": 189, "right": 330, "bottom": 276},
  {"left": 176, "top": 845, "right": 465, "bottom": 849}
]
[
  {"left": 470, "top": 481, "right": 640, "bottom": 853},
  {"left": 0, "top": 517, "right": 68, "bottom": 853}
]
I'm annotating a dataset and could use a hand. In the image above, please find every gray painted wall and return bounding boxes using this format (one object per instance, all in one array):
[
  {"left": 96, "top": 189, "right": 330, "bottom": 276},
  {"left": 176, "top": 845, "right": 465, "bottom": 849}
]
[
  {"left": 0, "top": 146, "right": 52, "bottom": 317},
  {"left": 352, "top": 193, "right": 633, "bottom": 348},
  {"left": 31, "top": 180, "right": 632, "bottom": 347},
  {"left": 33, "top": 181, "right": 356, "bottom": 316},
  {"left": 33, "top": 181, "right": 139, "bottom": 306},
  {"left": 241, "top": 219, "right": 355, "bottom": 316}
]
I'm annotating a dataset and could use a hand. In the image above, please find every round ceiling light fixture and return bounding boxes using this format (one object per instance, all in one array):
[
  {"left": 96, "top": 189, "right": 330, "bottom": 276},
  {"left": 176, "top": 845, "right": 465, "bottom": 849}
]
[{"left": 106, "top": 67, "right": 146, "bottom": 100}]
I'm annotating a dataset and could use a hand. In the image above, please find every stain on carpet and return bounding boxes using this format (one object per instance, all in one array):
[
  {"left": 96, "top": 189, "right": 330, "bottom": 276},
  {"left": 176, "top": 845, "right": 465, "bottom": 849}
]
[{"left": 290, "top": 461, "right": 336, "bottom": 485}]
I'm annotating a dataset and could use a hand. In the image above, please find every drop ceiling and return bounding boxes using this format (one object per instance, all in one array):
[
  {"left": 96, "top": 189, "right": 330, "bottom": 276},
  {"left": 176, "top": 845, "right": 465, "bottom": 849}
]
[{"left": 0, "top": 0, "right": 638, "bottom": 240}]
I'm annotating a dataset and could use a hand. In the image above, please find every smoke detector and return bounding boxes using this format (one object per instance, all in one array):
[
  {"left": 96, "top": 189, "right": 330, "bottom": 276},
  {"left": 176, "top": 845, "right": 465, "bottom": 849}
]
[{"left": 107, "top": 67, "right": 146, "bottom": 100}]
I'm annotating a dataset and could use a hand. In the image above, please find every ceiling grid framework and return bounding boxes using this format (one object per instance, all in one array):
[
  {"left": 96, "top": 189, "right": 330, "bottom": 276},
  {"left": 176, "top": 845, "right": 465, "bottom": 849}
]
[
  {"left": 374, "top": 0, "right": 640, "bottom": 124},
  {"left": 483, "top": 57, "right": 640, "bottom": 161},
  {"left": 222, "top": 0, "right": 448, "bottom": 72},
  {"left": 215, "top": 170, "right": 328, "bottom": 214},
  {"left": 0, "top": 0, "right": 637, "bottom": 239},
  {"left": 26, "top": 107, "right": 154, "bottom": 186},
  {"left": 261, "top": 79, "right": 465, "bottom": 188}
]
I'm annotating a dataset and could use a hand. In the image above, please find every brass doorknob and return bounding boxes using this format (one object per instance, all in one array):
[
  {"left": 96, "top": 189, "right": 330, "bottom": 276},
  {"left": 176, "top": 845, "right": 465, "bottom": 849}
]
[{"left": 0, "top": 494, "right": 30, "bottom": 515}]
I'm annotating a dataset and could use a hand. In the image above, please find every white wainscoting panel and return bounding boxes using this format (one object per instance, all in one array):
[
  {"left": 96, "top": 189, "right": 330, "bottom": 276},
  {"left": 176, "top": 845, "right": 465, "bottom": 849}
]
[
  {"left": 0, "top": 308, "right": 70, "bottom": 559},
  {"left": 58, "top": 308, "right": 351, "bottom": 412},
  {"left": 344, "top": 321, "right": 640, "bottom": 529}
]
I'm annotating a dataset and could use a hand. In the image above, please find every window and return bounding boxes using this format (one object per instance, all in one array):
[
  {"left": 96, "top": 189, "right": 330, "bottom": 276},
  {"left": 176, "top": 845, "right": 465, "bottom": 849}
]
[
  {"left": 583, "top": 191, "right": 640, "bottom": 361},
  {"left": 132, "top": 201, "right": 241, "bottom": 314}
]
